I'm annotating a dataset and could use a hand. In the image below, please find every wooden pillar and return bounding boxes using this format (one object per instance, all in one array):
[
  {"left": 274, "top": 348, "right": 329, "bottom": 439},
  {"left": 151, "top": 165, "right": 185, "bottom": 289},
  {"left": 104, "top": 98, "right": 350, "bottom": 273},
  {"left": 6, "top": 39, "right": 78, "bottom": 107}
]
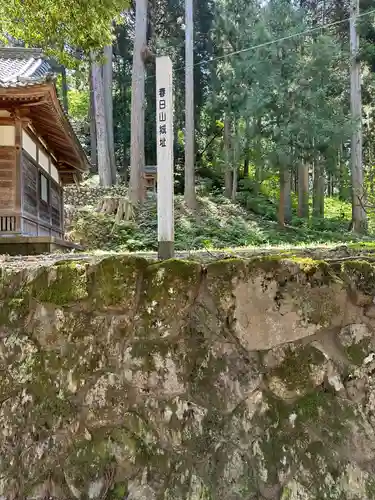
[
  {"left": 48, "top": 177, "right": 52, "bottom": 232},
  {"left": 36, "top": 161, "right": 40, "bottom": 236},
  {"left": 156, "top": 56, "right": 174, "bottom": 259},
  {"left": 60, "top": 183, "right": 64, "bottom": 238},
  {"left": 14, "top": 114, "right": 23, "bottom": 233}
]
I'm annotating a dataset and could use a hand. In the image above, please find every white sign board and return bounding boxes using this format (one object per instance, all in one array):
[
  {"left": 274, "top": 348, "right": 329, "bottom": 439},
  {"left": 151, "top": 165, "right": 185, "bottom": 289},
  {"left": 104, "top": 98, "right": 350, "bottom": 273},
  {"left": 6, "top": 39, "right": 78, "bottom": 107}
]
[{"left": 156, "top": 56, "right": 174, "bottom": 259}]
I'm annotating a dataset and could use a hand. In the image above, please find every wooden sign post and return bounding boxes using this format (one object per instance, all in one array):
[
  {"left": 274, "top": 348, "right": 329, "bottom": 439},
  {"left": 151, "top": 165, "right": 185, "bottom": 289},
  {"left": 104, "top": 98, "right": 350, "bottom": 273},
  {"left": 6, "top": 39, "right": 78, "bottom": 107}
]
[{"left": 156, "top": 56, "right": 174, "bottom": 259}]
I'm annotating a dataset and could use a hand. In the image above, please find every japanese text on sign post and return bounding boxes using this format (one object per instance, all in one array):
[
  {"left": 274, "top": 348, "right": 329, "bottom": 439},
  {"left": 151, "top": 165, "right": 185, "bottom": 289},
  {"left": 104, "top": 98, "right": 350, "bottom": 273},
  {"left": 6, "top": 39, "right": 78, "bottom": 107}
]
[
  {"left": 158, "top": 86, "right": 167, "bottom": 147},
  {"left": 156, "top": 56, "right": 174, "bottom": 259}
]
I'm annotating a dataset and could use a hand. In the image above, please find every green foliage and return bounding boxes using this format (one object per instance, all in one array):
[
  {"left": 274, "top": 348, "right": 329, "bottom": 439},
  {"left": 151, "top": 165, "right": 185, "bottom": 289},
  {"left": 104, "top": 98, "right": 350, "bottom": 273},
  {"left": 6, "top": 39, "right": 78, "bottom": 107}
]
[
  {"left": 1, "top": 0, "right": 129, "bottom": 62},
  {"left": 70, "top": 191, "right": 375, "bottom": 253},
  {"left": 68, "top": 89, "right": 90, "bottom": 120},
  {"left": 5, "top": 0, "right": 375, "bottom": 239},
  {"left": 237, "top": 191, "right": 277, "bottom": 222},
  {"left": 211, "top": 0, "right": 351, "bottom": 185}
]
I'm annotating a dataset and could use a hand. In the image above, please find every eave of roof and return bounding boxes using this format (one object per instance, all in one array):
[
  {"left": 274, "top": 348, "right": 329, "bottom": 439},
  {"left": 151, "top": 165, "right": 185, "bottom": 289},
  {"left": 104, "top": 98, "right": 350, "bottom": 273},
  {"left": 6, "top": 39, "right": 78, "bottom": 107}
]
[
  {"left": 0, "top": 47, "right": 90, "bottom": 179},
  {"left": 0, "top": 82, "right": 90, "bottom": 175}
]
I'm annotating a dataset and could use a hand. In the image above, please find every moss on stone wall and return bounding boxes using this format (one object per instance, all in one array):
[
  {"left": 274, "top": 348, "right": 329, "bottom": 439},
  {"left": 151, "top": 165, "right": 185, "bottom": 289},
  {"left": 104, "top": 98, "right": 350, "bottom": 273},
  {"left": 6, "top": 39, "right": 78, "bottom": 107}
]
[
  {"left": 269, "top": 344, "right": 326, "bottom": 392},
  {"left": 32, "top": 261, "right": 88, "bottom": 306},
  {"left": 0, "top": 253, "right": 374, "bottom": 499},
  {"left": 340, "top": 260, "right": 375, "bottom": 295},
  {"left": 87, "top": 255, "right": 148, "bottom": 309}
]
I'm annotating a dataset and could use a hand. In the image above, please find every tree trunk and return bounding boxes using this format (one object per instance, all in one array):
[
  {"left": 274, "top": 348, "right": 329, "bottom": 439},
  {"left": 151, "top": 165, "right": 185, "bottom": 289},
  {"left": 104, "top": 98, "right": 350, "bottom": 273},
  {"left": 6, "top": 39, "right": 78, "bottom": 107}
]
[
  {"left": 319, "top": 175, "right": 325, "bottom": 216},
  {"left": 91, "top": 54, "right": 112, "bottom": 187},
  {"left": 232, "top": 167, "right": 238, "bottom": 201},
  {"left": 61, "top": 65, "right": 69, "bottom": 113},
  {"left": 243, "top": 119, "right": 250, "bottom": 178},
  {"left": 291, "top": 170, "right": 296, "bottom": 195},
  {"left": 89, "top": 67, "right": 97, "bottom": 172},
  {"left": 350, "top": 0, "right": 367, "bottom": 232},
  {"left": 278, "top": 169, "right": 285, "bottom": 227},
  {"left": 97, "top": 196, "right": 134, "bottom": 223},
  {"left": 184, "top": 0, "right": 196, "bottom": 208},
  {"left": 298, "top": 163, "right": 309, "bottom": 218},
  {"left": 129, "top": 0, "right": 147, "bottom": 205},
  {"left": 338, "top": 144, "right": 346, "bottom": 200},
  {"left": 122, "top": 141, "right": 128, "bottom": 185},
  {"left": 255, "top": 118, "right": 262, "bottom": 188},
  {"left": 283, "top": 169, "right": 292, "bottom": 224},
  {"left": 103, "top": 44, "right": 117, "bottom": 185},
  {"left": 225, "top": 170, "right": 233, "bottom": 198},
  {"left": 232, "top": 123, "right": 240, "bottom": 201},
  {"left": 244, "top": 158, "right": 249, "bottom": 178},
  {"left": 313, "top": 160, "right": 324, "bottom": 217},
  {"left": 224, "top": 115, "right": 232, "bottom": 198},
  {"left": 255, "top": 164, "right": 262, "bottom": 188}
]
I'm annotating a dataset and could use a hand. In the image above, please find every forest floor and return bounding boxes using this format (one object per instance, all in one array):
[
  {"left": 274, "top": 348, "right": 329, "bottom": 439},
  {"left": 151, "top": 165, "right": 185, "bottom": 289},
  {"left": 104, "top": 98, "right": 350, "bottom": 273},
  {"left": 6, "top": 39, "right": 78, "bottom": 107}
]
[
  {"left": 2, "top": 191, "right": 372, "bottom": 269},
  {"left": 67, "top": 189, "right": 375, "bottom": 253}
]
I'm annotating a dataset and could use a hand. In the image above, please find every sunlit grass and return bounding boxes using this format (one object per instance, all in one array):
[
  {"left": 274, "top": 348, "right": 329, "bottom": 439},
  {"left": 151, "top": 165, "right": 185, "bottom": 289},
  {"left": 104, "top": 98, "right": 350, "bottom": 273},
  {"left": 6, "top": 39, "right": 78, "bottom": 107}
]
[{"left": 70, "top": 192, "right": 375, "bottom": 253}]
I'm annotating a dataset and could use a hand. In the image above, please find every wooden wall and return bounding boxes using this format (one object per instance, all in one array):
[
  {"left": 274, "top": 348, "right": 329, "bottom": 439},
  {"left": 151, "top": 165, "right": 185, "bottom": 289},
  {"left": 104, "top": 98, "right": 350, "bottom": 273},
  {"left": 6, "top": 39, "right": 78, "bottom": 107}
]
[
  {"left": 22, "top": 129, "right": 60, "bottom": 183},
  {"left": 22, "top": 153, "right": 38, "bottom": 217},
  {"left": 0, "top": 146, "right": 16, "bottom": 211},
  {"left": 21, "top": 151, "right": 63, "bottom": 237},
  {"left": 0, "top": 122, "right": 16, "bottom": 214},
  {"left": 20, "top": 127, "right": 63, "bottom": 237},
  {"left": 0, "top": 120, "right": 64, "bottom": 238}
]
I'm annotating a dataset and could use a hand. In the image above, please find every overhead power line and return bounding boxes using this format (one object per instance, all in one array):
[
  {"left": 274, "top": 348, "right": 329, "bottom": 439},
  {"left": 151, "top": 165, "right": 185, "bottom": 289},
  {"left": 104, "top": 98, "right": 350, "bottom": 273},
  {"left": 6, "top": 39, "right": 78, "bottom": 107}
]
[{"left": 148, "top": 7, "right": 375, "bottom": 80}]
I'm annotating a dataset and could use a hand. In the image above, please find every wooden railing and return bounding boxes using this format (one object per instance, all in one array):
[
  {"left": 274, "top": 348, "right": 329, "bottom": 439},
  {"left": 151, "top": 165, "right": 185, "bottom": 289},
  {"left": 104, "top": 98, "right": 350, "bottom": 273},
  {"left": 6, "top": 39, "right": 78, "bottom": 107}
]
[{"left": 0, "top": 216, "right": 16, "bottom": 232}]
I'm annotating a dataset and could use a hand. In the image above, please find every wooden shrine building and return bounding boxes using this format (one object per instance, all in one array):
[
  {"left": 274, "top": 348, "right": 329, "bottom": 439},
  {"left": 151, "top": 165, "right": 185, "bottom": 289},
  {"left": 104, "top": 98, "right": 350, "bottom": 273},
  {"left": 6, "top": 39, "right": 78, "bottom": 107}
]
[
  {"left": 143, "top": 165, "right": 157, "bottom": 193},
  {"left": 0, "top": 47, "right": 89, "bottom": 254}
]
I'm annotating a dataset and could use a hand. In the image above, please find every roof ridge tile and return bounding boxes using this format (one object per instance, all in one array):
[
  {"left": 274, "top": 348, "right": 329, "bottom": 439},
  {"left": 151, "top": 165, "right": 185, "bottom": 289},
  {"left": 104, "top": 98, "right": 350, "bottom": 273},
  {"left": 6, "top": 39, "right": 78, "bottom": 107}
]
[{"left": 0, "top": 49, "right": 53, "bottom": 86}]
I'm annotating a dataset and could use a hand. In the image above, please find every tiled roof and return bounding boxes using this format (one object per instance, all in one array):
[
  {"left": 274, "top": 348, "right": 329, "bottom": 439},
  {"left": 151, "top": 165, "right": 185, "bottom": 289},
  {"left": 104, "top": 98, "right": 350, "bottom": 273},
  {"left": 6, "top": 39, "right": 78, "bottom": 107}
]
[{"left": 0, "top": 47, "right": 53, "bottom": 87}]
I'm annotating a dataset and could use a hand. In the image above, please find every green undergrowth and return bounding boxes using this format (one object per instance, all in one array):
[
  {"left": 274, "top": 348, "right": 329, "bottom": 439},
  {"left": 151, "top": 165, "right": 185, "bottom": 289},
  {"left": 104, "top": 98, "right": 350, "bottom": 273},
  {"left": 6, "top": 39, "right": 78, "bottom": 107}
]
[{"left": 67, "top": 192, "right": 375, "bottom": 252}]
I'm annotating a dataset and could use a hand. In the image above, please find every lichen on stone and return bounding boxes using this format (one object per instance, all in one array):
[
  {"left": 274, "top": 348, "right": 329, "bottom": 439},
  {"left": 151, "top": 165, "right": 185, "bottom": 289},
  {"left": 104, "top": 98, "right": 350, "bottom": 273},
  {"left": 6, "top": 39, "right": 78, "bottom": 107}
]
[
  {"left": 268, "top": 343, "right": 326, "bottom": 396},
  {"left": 87, "top": 255, "right": 148, "bottom": 310},
  {"left": 340, "top": 259, "right": 375, "bottom": 295},
  {"left": 32, "top": 261, "right": 88, "bottom": 306},
  {"left": 0, "top": 253, "right": 374, "bottom": 498}
]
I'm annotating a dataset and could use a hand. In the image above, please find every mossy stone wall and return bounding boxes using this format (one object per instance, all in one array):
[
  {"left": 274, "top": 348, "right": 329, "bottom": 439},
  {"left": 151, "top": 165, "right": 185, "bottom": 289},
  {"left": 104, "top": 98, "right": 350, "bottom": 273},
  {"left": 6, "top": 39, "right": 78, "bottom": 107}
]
[
  {"left": 1, "top": 255, "right": 375, "bottom": 499},
  {"left": 64, "top": 185, "right": 128, "bottom": 208}
]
